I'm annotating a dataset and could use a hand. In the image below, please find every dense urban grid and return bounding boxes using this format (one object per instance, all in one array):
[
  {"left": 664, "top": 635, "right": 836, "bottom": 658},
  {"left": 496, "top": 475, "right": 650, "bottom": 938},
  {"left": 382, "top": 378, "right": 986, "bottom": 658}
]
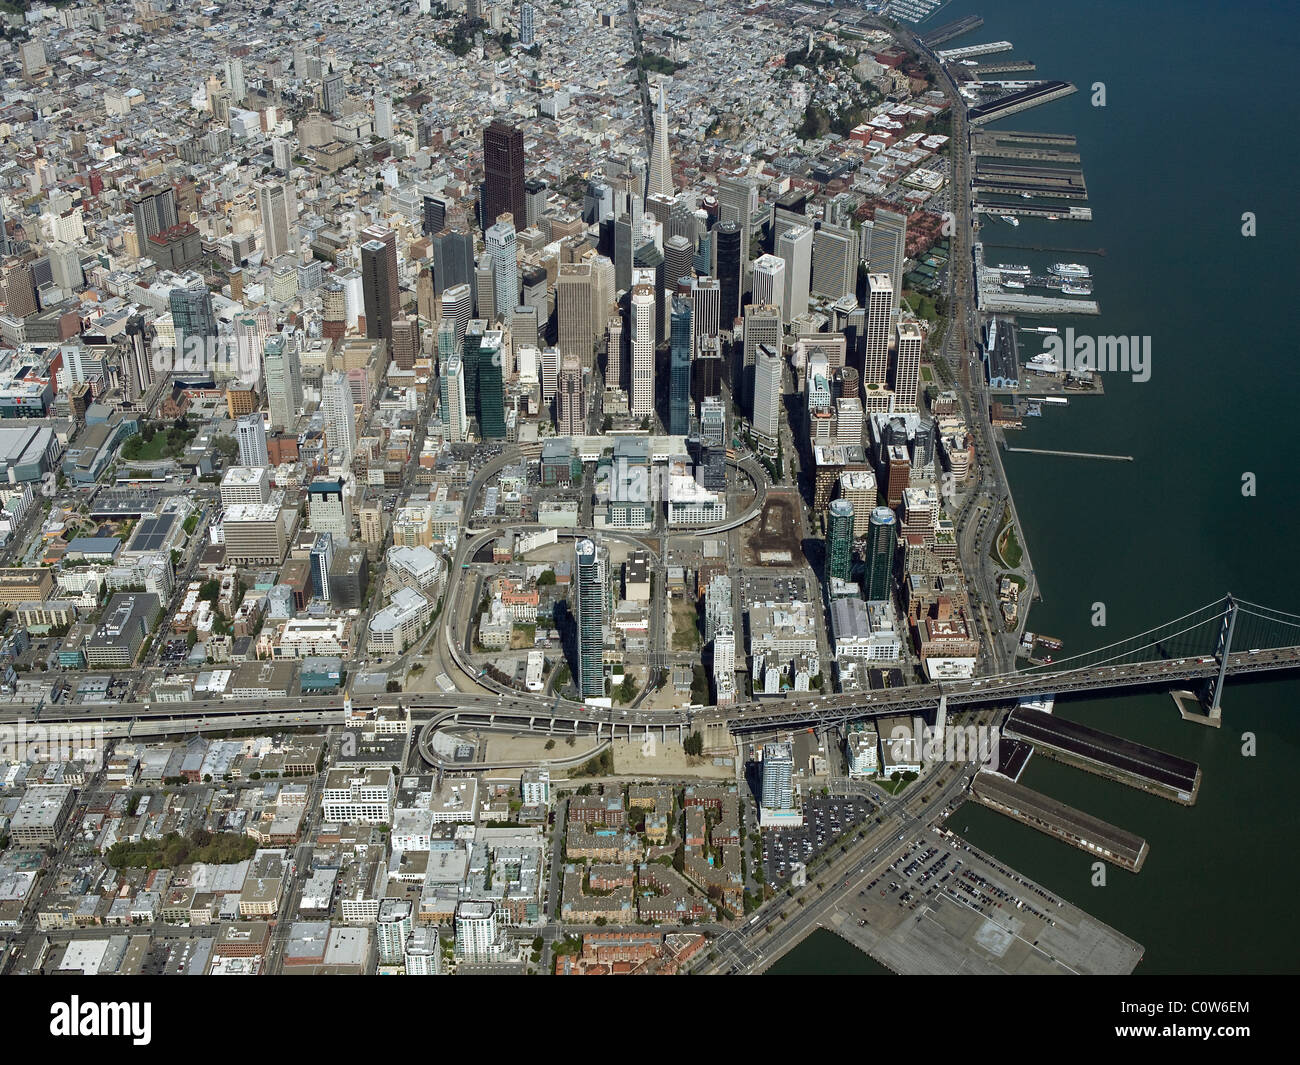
[{"left": 0, "top": 0, "right": 1235, "bottom": 979}]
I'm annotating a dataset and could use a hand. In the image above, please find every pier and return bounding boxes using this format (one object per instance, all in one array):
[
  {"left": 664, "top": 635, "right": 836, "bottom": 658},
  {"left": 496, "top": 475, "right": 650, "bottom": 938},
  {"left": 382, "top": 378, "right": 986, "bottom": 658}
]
[
  {"left": 937, "top": 40, "right": 1014, "bottom": 61},
  {"left": 969, "top": 83, "right": 1078, "bottom": 125},
  {"left": 923, "top": 16, "right": 984, "bottom": 47},
  {"left": 1005, "top": 447, "right": 1131, "bottom": 461},
  {"left": 1003, "top": 706, "right": 1201, "bottom": 804},
  {"left": 979, "top": 292, "right": 1099, "bottom": 315},
  {"left": 971, "top": 60, "right": 1037, "bottom": 75},
  {"left": 971, "top": 773, "right": 1149, "bottom": 872},
  {"left": 981, "top": 243, "right": 1106, "bottom": 257}
]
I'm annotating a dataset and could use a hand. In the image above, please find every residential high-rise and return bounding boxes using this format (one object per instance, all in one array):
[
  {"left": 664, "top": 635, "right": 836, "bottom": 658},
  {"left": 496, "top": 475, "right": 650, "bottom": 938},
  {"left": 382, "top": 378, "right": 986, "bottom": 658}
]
[
  {"left": 752, "top": 343, "right": 782, "bottom": 445},
  {"left": 482, "top": 120, "right": 526, "bottom": 230},
  {"left": 224, "top": 57, "right": 246, "bottom": 106},
  {"left": 647, "top": 81, "right": 672, "bottom": 200},
  {"left": 520, "top": 2, "right": 536, "bottom": 47},
  {"left": 256, "top": 181, "right": 292, "bottom": 261},
  {"left": 827, "top": 499, "right": 855, "bottom": 582},
  {"left": 864, "top": 274, "right": 893, "bottom": 385},
  {"left": 374, "top": 94, "right": 393, "bottom": 139},
  {"left": 361, "top": 229, "right": 400, "bottom": 344},
  {"left": 869, "top": 208, "right": 908, "bottom": 314},
  {"left": 761, "top": 742, "right": 795, "bottom": 810},
  {"left": 715, "top": 221, "right": 743, "bottom": 331},
  {"left": 574, "top": 538, "right": 605, "bottom": 699},
  {"left": 322, "top": 71, "right": 345, "bottom": 115},
  {"left": 629, "top": 284, "right": 656, "bottom": 422},
  {"left": 893, "top": 321, "right": 923, "bottom": 414},
  {"left": 236, "top": 412, "right": 269, "bottom": 468},
  {"left": 668, "top": 296, "right": 692, "bottom": 435},
  {"left": 264, "top": 334, "right": 302, "bottom": 431},
  {"left": 484, "top": 220, "right": 518, "bottom": 326},
  {"left": 865, "top": 506, "right": 897, "bottom": 603}
]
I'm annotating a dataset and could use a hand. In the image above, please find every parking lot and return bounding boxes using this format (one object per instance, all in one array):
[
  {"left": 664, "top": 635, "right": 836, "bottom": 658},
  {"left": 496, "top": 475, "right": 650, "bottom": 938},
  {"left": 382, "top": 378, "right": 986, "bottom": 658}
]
[{"left": 762, "top": 794, "right": 874, "bottom": 883}]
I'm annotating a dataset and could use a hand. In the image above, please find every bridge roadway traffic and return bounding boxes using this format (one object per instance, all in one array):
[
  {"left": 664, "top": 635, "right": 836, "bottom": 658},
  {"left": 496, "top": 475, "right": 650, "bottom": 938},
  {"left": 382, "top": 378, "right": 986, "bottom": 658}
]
[{"left": 4, "top": 647, "right": 1297, "bottom": 737}]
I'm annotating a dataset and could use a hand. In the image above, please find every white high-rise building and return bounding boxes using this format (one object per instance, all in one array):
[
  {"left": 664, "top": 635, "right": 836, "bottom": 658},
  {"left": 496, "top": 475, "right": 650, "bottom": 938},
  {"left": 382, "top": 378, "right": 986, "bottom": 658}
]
[
  {"left": 224, "top": 57, "right": 246, "bottom": 105},
  {"left": 647, "top": 81, "right": 672, "bottom": 201},
  {"left": 256, "top": 181, "right": 292, "bottom": 262},
  {"left": 441, "top": 353, "right": 467, "bottom": 442},
  {"left": 454, "top": 901, "right": 499, "bottom": 959},
  {"left": 264, "top": 334, "right": 302, "bottom": 432},
  {"left": 869, "top": 208, "right": 908, "bottom": 315},
  {"left": 864, "top": 274, "right": 894, "bottom": 385},
  {"left": 630, "top": 284, "right": 656, "bottom": 421},
  {"left": 752, "top": 254, "right": 786, "bottom": 322},
  {"left": 752, "top": 343, "right": 782, "bottom": 444},
  {"left": 323, "top": 370, "right": 357, "bottom": 463},
  {"left": 374, "top": 94, "right": 393, "bottom": 139},
  {"left": 484, "top": 220, "right": 519, "bottom": 326},
  {"left": 236, "top": 412, "right": 269, "bottom": 467},
  {"left": 893, "top": 321, "right": 923, "bottom": 414},
  {"left": 777, "top": 224, "right": 813, "bottom": 326}
]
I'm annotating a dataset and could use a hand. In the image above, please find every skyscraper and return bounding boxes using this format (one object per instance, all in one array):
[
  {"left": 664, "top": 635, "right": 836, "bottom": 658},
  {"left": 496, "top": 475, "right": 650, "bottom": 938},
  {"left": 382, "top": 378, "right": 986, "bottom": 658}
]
[
  {"left": 752, "top": 343, "right": 782, "bottom": 445},
  {"left": 441, "top": 283, "right": 474, "bottom": 350},
  {"left": 256, "top": 181, "right": 292, "bottom": 261},
  {"left": 264, "top": 333, "right": 302, "bottom": 432},
  {"left": 323, "top": 371, "right": 357, "bottom": 464},
  {"left": 827, "top": 499, "right": 855, "bottom": 582},
  {"left": 556, "top": 353, "right": 585, "bottom": 435},
  {"left": 605, "top": 315, "right": 624, "bottom": 391},
  {"left": 715, "top": 221, "right": 743, "bottom": 331},
  {"left": 811, "top": 223, "right": 856, "bottom": 301},
  {"left": 691, "top": 276, "right": 720, "bottom": 341},
  {"left": 441, "top": 352, "right": 467, "bottom": 442},
  {"left": 574, "top": 538, "right": 605, "bottom": 699},
  {"left": 432, "top": 229, "right": 476, "bottom": 303},
  {"left": 520, "top": 1, "right": 536, "bottom": 46},
  {"left": 169, "top": 281, "right": 217, "bottom": 361},
  {"left": 477, "top": 328, "right": 506, "bottom": 439},
  {"left": 484, "top": 220, "right": 518, "bottom": 326},
  {"left": 224, "top": 57, "right": 246, "bottom": 106},
  {"left": 323, "top": 71, "right": 344, "bottom": 115},
  {"left": 865, "top": 506, "right": 897, "bottom": 603},
  {"left": 630, "top": 284, "right": 656, "bottom": 422},
  {"left": 482, "top": 120, "right": 526, "bottom": 231},
  {"left": 647, "top": 81, "right": 672, "bottom": 200},
  {"left": 864, "top": 274, "right": 893, "bottom": 385},
  {"left": 741, "top": 303, "right": 781, "bottom": 410},
  {"left": 236, "top": 412, "right": 269, "bottom": 467},
  {"left": 752, "top": 254, "right": 786, "bottom": 322},
  {"left": 132, "top": 186, "right": 178, "bottom": 243},
  {"left": 668, "top": 296, "right": 692, "bottom": 435},
  {"left": 557, "top": 262, "right": 595, "bottom": 370},
  {"left": 777, "top": 223, "right": 813, "bottom": 326},
  {"left": 361, "top": 229, "right": 400, "bottom": 344},
  {"left": 869, "top": 208, "right": 908, "bottom": 314},
  {"left": 893, "top": 321, "right": 922, "bottom": 414}
]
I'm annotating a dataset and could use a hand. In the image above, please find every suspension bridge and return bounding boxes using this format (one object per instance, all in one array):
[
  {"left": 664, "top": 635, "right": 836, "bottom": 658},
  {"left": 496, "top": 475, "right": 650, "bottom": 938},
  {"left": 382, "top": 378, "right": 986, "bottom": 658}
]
[{"left": 719, "top": 595, "right": 1300, "bottom": 733}]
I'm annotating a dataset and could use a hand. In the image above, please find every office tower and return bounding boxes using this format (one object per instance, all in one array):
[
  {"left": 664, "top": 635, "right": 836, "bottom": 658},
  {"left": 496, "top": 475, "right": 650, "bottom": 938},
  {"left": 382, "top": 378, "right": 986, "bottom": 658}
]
[
  {"left": 484, "top": 220, "right": 518, "bottom": 326},
  {"left": 647, "top": 81, "right": 672, "bottom": 200},
  {"left": 694, "top": 336, "right": 723, "bottom": 401},
  {"left": 630, "top": 284, "right": 656, "bottom": 422},
  {"left": 310, "top": 533, "right": 334, "bottom": 601},
  {"left": 664, "top": 234, "right": 694, "bottom": 295},
  {"left": 761, "top": 742, "right": 795, "bottom": 810},
  {"left": 574, "top": 538, "right": 605, "bottom": 698},
  {"left": 374, "top": 94, "right": 393, "bottom": 139},
  {"left": 700, "top": 395, "right": 726, "bottom": 445},
  {"left": 391, "top": 317, "right": 419, "bottom": 370},
  {"left": 827, "top": 499, "right": 855, "bottom": 582},
  {"left": 323, "top": 370, "right": 357, "bottom": 463},
  {"left": 613, "top": 213, "right": 634, "bottom": 293},
  {"left": 557, "top": 262, "right": 595, "bottom": 370},
  {"left": 811, "top": 223, "right": 856, "bottom": 301},
  {"left": 556, "top": 353, "right": 585, "bottom": 435},
  {"left": 441, "top": 283, "right": 473, "bottom": 348},
  {"left": 583, "top": 179, "right": 612, "bottom": 225},
  {"left": 169, "top": 281, "right": 217, "bottom": 359},
  {"left": 264, "top": 334, "right": 302, "bottom": 431},
  {"left": 694, "top": 230, "right": 713, "bottom": 277},
  {"left": 123, "top": 315, "right": 155, "bottom": 400},
  {"left": 477, "top": 329, "right": 506, "bottom": 438},
  {"left": 475, "top": 261, "right": 496, "bottom": 323},
  {"left": 422, "top": 193, "right": 449, "bottom": 237},
  {"left": 633, "top": 238, "right": 665, "bottom": 347},
  {"left": 777, "top": 223, "right": 813, "bottom": 326},
  {"left": 132, "top": 186, "right": 178, "bottom": 243},
  {"left": 482, "top": 120, "right": 526, "bottom": 230},
  {"left": 524, "top": 177, "right": 548, "bottom": 228},
  {"left": 752, "top": 343, "right": 782, "bottom": 444},
  {"left": 520, "top": 1, "right": 536, "bottom": 46},
  {"left": 691, "top": 276, "right": 720, "bottom": 341},
  {"left": 893, "top": 321, "right": 922, "bottom": 414},
  {"left": 541, "top": 347, "right": 559, "bottom": 405},
  {"left": 668, "top": 198, "right": 700, "bottom": 247},
  {"left": 752, "top": 254, "right": 786, "bottom": 321},
  {"left": 462, "top": 320, "right": 486, "bottom": 426},
  {"left": 741, "top": 303, "right": 781, "bottom": 409},
  {"left": 715, "top": 221, "right": 743, "bottom": 331},
  {"left": 869, "top": 208, "right": 907, "bottom": 314},
  {"left": 717, "top": 175, "right": 756, "bottom": 248},
  {"left": 256, "top": 181, "right": 292, "bottom": 261},
  {"left": 0, "top": 195, "right": 8, "bottom": 256},
  {"left": 668, "top": 296, "right": 692, "bottom": 435},
  {"left": 236, "top": 413, "right": 269, "bottom": 467},
  {"left": 513, "top": 303, "right": 539, "bottom": 352},
  {"left": 605, "top": 315, "right": 624, "bottom": 391},
  {"left": 323, "top": 71, "right": 344, "bottom": 115},
  {"left": 864, "top": 274, "right": 893, "bottom": 385},
  {"left": 1, "top": 261, "right": 37, "bottom": 319},
  {"left": 433, "top": 229, "right": 476, "bottom": 302},
  {"left": 865, "top": 506, "right": 897, "bottom": 603},
  {"left": 309, "top": 479, "right": 351, "bottom": 542},
  {"left": 361, "top": 231, "right": 399, "bottom": 344},
  {"left": 441, "top": 352, "right": 467, "bottom": 442},
  {"left": 521, "top": 264, "right": 547, "bottom": 320}
]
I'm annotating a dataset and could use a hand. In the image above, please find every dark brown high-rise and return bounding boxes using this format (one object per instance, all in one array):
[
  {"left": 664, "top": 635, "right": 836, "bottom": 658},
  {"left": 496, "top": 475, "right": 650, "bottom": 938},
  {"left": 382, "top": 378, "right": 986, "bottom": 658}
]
[{"left": 482, "top": 120, "right": 526, "bottom": 232}]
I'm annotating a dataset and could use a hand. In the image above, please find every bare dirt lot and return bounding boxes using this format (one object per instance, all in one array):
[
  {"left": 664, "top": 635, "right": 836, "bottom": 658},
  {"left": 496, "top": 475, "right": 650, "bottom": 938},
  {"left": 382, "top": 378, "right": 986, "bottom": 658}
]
[{"left": 741, "top": 490, "right": 804, "bottom": 566}]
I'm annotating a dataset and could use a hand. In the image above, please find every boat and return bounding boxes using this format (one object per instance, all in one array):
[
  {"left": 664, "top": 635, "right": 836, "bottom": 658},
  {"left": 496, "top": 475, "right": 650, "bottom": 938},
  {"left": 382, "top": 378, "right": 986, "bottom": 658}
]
[
  {"left": 1020, "top": 191, "right": 1032, "bottom": 199},
  {"left": 1062, "top": 280, "right": 1093, "bottom": 295},
  {"left": 1049, "top": 262, "right": 1091, "bottom": 278},
  {"left": 999, "top": 264, "right": 1030, "bottom": 274},
  {"left": 1002, "top": 280, "right": 1025, "bottom": 290},
  {"left": 999, "top": 214, "right": 1020, "bottom": 226}
]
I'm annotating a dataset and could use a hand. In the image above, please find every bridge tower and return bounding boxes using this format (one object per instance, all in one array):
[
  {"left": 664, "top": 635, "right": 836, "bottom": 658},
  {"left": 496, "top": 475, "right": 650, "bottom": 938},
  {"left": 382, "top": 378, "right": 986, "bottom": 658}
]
[{"left": 1207, "top": 594, "right": 1238, "bottom": 720}]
